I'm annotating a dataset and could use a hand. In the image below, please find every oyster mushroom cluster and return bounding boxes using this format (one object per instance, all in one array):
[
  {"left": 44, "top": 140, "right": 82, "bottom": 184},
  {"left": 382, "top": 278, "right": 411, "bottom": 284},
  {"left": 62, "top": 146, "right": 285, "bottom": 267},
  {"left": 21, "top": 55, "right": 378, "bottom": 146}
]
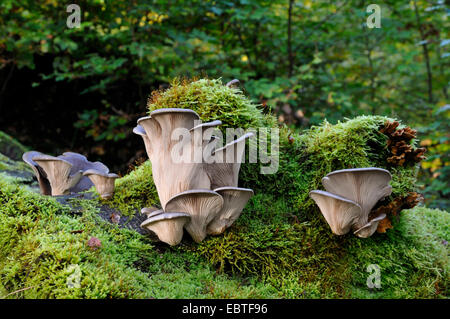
[
  {"left": 22, "top": 151, "right": 118, "bottom": 199},
  {"left": 309, "top": 168, "right": 392, "bottom": 238},
  {"left": 134, "top": 108, "right": 254, "bottom": 245}
]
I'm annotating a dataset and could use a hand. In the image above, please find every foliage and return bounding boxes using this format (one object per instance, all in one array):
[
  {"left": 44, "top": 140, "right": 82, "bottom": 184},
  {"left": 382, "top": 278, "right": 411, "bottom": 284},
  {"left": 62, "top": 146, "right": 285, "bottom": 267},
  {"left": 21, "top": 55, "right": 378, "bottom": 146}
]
[{"left": 418, "top": 105, "right": 450, "bottom": 209}]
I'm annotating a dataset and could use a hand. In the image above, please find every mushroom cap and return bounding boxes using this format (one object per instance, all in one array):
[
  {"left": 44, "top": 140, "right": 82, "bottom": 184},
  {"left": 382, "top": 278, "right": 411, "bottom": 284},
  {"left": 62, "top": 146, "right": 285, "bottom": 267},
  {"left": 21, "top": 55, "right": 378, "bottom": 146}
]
[
  {"left": 309, "top": 190, "right": 362, "bottom": 235},
  {"left": 353, "top": 213, "right": 387, "bottom": 238},
  {"left": 133, "top": 125, "right": 146, "bottom": 136},
  {"left": 165, "top": 189, "right": 224, "bottom": 243},
  {"left": 22, "top": 151, "right": 52, "bottom": 195},
  {"left": 133, "top": 124, "right": 154, "bottom": 159},
  {"left": 226, "top": 79, "right": 240, "bottom": 87},
  {"left": 58, "top": 152, "right": 109, "bottom": 192},
  {"left": 83, "top": 169, "right": 119, "bottom": 179},
  {"left": 207, "top": 187, "right": 254, "bottom": 235},
  {"left": 322, "top": 167, "right": 392, "bottom": 218},
  {"left": 141, "top": 212, "right": 191, "bottom": 246},
  {"left": 189, "top": 120, "right": 222, "bottom": 132},
  {"left": 150, "top": 107, "right": 200, "bottom": 118},
  {"left": 32, "top": 155, "right": 83, "bottom": 196},
  {"left": 141, "top": 207, "right": 164, "bottom": 218}
]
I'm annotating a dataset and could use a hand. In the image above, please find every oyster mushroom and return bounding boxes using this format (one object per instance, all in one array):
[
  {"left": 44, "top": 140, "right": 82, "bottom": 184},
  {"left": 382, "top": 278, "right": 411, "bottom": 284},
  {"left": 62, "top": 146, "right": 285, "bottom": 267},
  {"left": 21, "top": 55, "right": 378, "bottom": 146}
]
[
  {"left": 165, "top": 189, "right": 224, "bottom": 243},
  {"left": 207, "top": 187, "right": 254, "bottom": 235},
  {"left": 141, "top": 212, "right": 191, "bottom": 246},
  {"left": 141, "top": 207, "right": 163, "bottom": 218},
  {"left": 83, "top": 169, "right": 119, "bottom": 199},
  {"left": 57, "top": 152, "right": 109, "bottom": 192},
  {"left": 32, "top": 155, "right": 83, "bottom": 196},
  {"left": 22, "top": 151, "right": 51, "bottom": 195},
  {"left": 206, "top": 132, "right": 254, "bottom": 189},
  {"left": 353, "top": 213, "right": 387, "bottom": 238},
  {"left": 309, "top": 190, "right": 362, "bottom": 235},
  {"left": 321, "top": 167, "right": 392, "bottom": 229}
]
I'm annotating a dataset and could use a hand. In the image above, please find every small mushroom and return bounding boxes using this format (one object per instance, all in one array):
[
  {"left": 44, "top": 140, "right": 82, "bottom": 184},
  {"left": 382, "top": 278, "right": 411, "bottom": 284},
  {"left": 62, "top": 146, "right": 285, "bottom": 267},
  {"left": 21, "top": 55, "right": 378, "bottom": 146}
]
[
  {"left": 206, "top": 132, "right": 254, "bottom": 189},
  {"left": 136, "top": 116, "right": 162, "bottom": 159},
  {"left": 83, "top": 169, "right": 119, "bottom": 200},
  {"left": 22, "top": 151, "right": 51, "bottom": 195},
  {"left": 141, "top": 212, "right": 191, "bottom": 246},
  {"left": 321, "top": 167, "right": 392, "bottom": 229},
  {"left": 32, "top": 155, "right": 83, "bottom": 196},
  {"left": 309, "top": 190, "right": 362, "bottom": 235},
  {"left": 58, "top": 152, "right": 108, "bottom": 192},
  {"left": 165, "top": 189, "right": 224, "bottom": 243},
  {"left": 141, "top": 207, "right": 163, "bottom": 218},
  {"left": 207, "top": 187, "right": 254, "bottom": 235},
  {"left": 353, "top": 213, "right": 387, "bottom": 238},
  {"left": 226, "top": 79, "right": 240, "bottom": 88}
]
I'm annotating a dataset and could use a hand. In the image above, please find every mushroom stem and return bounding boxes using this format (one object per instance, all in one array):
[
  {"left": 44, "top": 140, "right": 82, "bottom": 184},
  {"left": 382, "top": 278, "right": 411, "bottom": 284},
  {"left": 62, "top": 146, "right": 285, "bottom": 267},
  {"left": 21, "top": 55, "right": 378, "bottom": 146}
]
[
  {"left": 206, "top": 132, "right": 253, "bottom": 189},
  {"left": 207, "top": 187, "right": 254, "bottom": 235},
  {"left": 83, "top": 169, "right": 119, "bottom": 200}
]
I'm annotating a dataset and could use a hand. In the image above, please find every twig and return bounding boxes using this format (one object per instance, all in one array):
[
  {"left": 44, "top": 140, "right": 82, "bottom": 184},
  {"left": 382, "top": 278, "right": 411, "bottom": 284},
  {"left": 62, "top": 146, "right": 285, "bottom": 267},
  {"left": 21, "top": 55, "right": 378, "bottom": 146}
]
[{"left": 4, "top": 286, "right": 35, "bottom": 298}]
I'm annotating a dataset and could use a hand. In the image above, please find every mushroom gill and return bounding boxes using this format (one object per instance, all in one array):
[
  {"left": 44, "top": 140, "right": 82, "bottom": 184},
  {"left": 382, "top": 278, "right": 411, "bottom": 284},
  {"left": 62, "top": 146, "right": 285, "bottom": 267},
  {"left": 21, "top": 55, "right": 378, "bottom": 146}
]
[
  {"left": 22, "top": 151, "right": 52, "bottom": 195},
  {"left": 141, "top": 212, "right": 191, "bottom": 246},
  {"left": 309, "top": 190, "right": 362, "bottom": 235},
  {"left": 353, "top": 213, "right": 387, "bottom": 238},
  {"left": 321, "top": 168, "right": 392, "bottom": 218},
  {"left": 165, "top": 189, "right": 224, "bottom": 243},
  {"left": 207, "top": 187, "right": 254, "bottom": 235},
  {"left": 206, "top": 132, "right": 254, "bottom": 189},
  {"left": 32, "top": 155, "right": 83, "bottom": 196},
  {"left": 83, "top": 169, "right": 119, "bottom": 200}
]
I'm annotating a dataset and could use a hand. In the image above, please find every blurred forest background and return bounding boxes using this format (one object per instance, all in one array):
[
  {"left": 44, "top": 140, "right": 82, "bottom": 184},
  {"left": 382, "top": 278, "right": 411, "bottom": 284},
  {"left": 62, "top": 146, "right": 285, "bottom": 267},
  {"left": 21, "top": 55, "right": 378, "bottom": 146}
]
[{"left": 0, "top": 0, "right": 448, "bottom": 208}]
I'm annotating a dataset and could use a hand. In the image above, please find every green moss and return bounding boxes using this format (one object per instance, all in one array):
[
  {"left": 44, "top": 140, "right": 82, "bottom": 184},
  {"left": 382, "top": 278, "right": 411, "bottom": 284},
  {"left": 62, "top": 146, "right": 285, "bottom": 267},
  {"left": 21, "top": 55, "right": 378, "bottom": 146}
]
[
  {"left": 104, "top": 160, "right": 159, "bottom": 216},
  {"left": 148, "top": 78, "right": 274, "bottom": 130},
  {"left": 0, "top": 174, "right": 277, "bottom": 299},
  {"left": 0, "top": 131, "right": 28, "bottom": 161},
  {"left": 0, "top": 152, "right": 30, "bottom": 173},
  {"left": 346, "top": 206, "right": 449, "bottom": 298},
  {"left": 0, "top": 80, "right": 446, "bottom": 299}
]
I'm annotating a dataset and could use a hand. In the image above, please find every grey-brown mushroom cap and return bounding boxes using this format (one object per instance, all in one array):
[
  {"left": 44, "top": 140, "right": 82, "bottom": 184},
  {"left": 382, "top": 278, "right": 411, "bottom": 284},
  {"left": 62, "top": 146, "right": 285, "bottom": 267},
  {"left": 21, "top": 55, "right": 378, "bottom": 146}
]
[
  {"left": 141, "top": 207, "right": 164, "bottom": 218},
  {"left": 353, "top": 213, "right": 387, "bottom": 238},
  {"left": 226, "top": 79, "right": 240, "bottom": 87},
  {"left": 83, "top": 169, "right": 119, "bottom": 179},
  {"left": 150, "top": 108, "right": 200, "bottom": 118},
  {"left": 58, "top": 152, "right": 109, "bottom": 192},
  {"left": 325, "top": 167, "right": 392, "bottom": 178},
  {"left": 140, "top": 212, "right": 191, "bottom": 246},
  {"left": 189, "top": 120, "right": 222, "bottom": 132},
  {"left": 141, "top": 212, "right": 191, "bottom": 227},
  {"left": 321, "top": 167, "right": 392, "bottom": 217},
  {"left": 165, "top": 189, "right": 224, "bottom": 243},
  {"left": 133, "top": 125, "right": 146, "bottom": 136},
  {"left": 22, "top": 151, "right": 52, "bottom": 195},
  {"left": 309, "top": 190, "right": 362, "bottom": 236},
  {"left": 206, "top": 187, "right": 254, "bottom": 235}
]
